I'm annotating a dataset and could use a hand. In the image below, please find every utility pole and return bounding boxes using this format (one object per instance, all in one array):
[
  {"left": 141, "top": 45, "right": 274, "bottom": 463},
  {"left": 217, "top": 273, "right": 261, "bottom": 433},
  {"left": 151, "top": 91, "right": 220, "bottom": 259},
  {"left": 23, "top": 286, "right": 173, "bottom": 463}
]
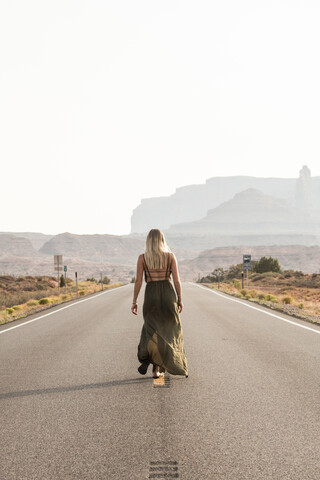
[
  {"left": 54, "top": 255, "right": 63, "bottom": 293},
  {"left": 57, "top": 256, "right": 60, "bottom": 293},
  {"left": 75, "top": 272, "right": 78, "bottom": 297}
]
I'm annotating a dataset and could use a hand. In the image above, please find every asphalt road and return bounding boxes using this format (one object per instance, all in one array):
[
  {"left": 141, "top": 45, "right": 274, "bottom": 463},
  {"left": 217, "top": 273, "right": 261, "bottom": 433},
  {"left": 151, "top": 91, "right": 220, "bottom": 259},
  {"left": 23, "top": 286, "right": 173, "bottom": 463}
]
[{"left": 1, "top": 282, "right": 320, "bottom": 480}]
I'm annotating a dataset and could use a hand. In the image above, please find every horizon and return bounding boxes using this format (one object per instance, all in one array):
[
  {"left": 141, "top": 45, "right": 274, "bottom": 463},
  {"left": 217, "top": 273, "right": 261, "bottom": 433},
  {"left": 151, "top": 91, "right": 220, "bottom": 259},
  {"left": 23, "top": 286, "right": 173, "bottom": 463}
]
[{"left": 0, "top": 165, "right": 317, "bottom": 236}]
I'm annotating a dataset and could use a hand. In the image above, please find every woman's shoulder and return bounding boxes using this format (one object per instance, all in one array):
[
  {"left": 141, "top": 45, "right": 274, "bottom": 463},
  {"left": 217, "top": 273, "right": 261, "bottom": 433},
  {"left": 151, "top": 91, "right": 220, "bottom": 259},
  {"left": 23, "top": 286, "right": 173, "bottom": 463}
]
[{"left": 137, "top": 253, "right": 145, "bottom": 264}]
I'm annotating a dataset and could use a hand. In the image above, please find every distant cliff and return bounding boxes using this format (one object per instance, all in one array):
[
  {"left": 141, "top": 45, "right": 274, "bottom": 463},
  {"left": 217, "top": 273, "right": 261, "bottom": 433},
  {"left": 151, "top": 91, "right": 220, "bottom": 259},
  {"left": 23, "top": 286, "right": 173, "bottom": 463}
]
[
  {"left": 0, "top": 234, "right": 42, "bottom": 257},
  {"left": 168, "top": 188, "right": 320, "bottom": 236},
  {"left": 39, "top": 232, "right": 145, "bottom": 264},
  {"left": 0, "top": 232, "right": 52, "bottom": 251},
  {"left": 131, "top": 167, "right": 320, "bottom": 233}
]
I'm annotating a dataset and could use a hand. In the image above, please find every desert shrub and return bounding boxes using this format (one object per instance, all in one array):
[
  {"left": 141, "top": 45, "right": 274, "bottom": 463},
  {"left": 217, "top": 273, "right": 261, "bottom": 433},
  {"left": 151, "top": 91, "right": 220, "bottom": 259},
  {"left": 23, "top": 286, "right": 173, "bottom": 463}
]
[
  {"left": 39, "top": 298, "right": 50, "bottom": 305},
  {"left": 102, "top": 276, "right": 111, "bottom": 285},
  {"left": 225, "top": 264, "right": 243, "bottom": 280},
  {"left": 12, "top": 305, "right": 20, "bottom": 311},
  {"left": 86, "top": 278, "right": 96, "bottom": 282},
  {"left": 265, "top": 294, "right": 278, "bottom": 303},
  {"left": 251, "top": 274, "right": 264, "bottom": 282},
  {"left": 298, "top": 303, "right": 304, "bottom": 309},
  {"left": 240, "top": 289, "right": 249, "bottom": 296},
  {"left": 232, "top": 279, "right": 241, "bottom": 289},
  {"left": 6, "top": 308, "right": 14, "bottom": 314},
  {"left": 23, "top": 286, "right": 35, "bottom": 292},
  {"left": 61, "top": 295, "right": 69, "bottom": 300},
  {"left": 245, "top": 294, "right": 252, "bottom": 300},
  {"left": 282, "top": 296, "right": 293, "bottom": 304},
  {"left": 199, "top": 276, "right": 214, "bottom": 283},
  {"left": 235, "top": 293, "right": 243, "bottom": 298},
  {"left": 293, "top": 277, "right": 319, "bottom": 288},
  {"left": 283, "top": 270, "right": 295, "bottom": 278},
  {"left": 59, "top": 275, "right": 66, "bottom": 287},
  {"left": 79, "top": 290, "right": 85, "bottom": 296},
  {"left": 254, "top": 256, "right": 281, "bottom": 273},
  {"left": 210, "top": 268, "right": 225, "bottom": 282},
  {"left": 257, "top": 293, "right": 266, "bottom": 300},
  {"left": 27, "top": 300, "right": 38, "bottom": 307},
  {"left": 248, "top": 289, "right": 258, "bottom": 298},
  {"left": 262, "top": 271, "right": 278, "bottom": 278},
  {"left": 294, "top": 270, "right": 304, "bottom": 277},
  {"left": 0, "top": 276, "right": 14, "bottom": 282}
]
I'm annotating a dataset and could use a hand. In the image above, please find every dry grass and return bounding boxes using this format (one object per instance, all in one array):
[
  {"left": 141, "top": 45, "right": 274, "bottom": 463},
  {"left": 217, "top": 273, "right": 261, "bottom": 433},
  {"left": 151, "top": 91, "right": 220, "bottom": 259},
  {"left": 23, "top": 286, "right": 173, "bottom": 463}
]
[
  {"left": 0, "top": 276, "right": 123, "bottom": 325},
  {"left": 204, "top": 272, "right": 320, "bottom": 326}
]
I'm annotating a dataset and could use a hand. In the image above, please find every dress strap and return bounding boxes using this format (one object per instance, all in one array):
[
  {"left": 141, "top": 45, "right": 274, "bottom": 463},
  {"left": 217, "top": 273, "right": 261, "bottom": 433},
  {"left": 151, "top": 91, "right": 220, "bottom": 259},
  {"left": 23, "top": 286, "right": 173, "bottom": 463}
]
[
  {"left": 142, "top": 254, "right": 152, "bottom": 282},
  {"left": 165, "top": 252, "right": 171, "bottom": 278}
]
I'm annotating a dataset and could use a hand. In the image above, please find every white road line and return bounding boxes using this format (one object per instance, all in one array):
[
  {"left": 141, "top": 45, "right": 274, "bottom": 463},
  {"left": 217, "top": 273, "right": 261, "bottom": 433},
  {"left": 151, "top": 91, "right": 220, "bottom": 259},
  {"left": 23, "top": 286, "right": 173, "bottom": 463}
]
[
  {"left": 191, "top": 282, "right": 320, "bottom": 336},
  {"left": 0, "top": 284, "right": 131, "bottom": 335}
]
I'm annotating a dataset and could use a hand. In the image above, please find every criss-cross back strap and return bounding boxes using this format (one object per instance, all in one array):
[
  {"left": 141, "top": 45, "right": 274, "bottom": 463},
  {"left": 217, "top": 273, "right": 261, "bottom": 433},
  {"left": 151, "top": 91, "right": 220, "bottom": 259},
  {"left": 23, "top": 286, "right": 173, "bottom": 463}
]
[{"left": 142, "top": 254, "right": 152, "bottom": 282}]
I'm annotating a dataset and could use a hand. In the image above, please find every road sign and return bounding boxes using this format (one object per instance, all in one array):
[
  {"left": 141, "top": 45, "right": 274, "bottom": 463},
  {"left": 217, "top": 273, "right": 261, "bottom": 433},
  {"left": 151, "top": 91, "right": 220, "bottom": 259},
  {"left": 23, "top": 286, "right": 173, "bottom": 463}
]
[
  {"left": 243, "top": 254, "right": 252, "bottom": 270},
  {"left": 54, "top": 255, "right": 63, "bottom": 270},
  {"left": 54, "top": 256, "right": 63, "bottom": 285},
  {"left": 64, "top": 265, "right": 67, "bottom": 272}
]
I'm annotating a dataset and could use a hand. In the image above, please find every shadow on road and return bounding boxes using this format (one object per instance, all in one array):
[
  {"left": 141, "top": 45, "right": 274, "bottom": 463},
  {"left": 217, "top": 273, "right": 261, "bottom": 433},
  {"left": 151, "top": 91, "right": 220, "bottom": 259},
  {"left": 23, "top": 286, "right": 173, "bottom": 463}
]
[{"left": 0, "top": 377, "right": 152, "bottom": 400}]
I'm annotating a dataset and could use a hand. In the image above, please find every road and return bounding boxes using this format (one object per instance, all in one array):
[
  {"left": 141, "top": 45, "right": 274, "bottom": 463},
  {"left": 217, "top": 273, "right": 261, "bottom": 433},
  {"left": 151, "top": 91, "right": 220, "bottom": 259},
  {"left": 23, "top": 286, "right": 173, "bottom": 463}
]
[{"left": 0, "top": 282, "right": 320, "bottom": 480}]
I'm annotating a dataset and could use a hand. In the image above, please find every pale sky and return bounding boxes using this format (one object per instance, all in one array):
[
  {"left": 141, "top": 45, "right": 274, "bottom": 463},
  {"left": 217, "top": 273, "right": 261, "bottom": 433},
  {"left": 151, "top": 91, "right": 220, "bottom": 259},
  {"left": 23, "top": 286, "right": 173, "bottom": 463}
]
[{"left": 1, "top": 0, "right": 319, "bottom": 235}]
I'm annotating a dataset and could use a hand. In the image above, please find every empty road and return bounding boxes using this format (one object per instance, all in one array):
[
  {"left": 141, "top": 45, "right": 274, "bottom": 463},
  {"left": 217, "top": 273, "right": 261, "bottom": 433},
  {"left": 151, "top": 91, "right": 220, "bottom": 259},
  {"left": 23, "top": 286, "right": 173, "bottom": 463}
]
[{"left": 1, "top": 283, "right": 319, "bottom": 480}]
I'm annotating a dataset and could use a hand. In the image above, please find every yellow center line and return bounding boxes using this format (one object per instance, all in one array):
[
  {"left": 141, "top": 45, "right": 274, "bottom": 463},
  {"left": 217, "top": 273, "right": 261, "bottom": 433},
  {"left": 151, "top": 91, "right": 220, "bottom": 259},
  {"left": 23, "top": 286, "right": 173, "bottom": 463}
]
[{"left": 153, "top": 375, "right": 165, "bottom": 386}]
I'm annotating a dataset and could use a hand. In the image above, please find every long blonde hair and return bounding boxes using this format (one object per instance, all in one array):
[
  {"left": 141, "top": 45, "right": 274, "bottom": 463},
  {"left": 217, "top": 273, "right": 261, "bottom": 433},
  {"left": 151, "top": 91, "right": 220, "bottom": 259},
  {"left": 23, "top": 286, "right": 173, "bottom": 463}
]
[{"left": 144, "top": 229, "right": 171, "bottom": 269}]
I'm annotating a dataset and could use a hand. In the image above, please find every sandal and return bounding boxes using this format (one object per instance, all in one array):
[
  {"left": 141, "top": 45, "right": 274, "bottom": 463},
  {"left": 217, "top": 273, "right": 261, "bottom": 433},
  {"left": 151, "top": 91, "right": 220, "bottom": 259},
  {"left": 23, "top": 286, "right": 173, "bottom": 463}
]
[
  {"left": 152, "top": 365, "right": 164, "bottom": 378},
  {"left": 138, "top": 362, "right": 149, "bottom": 375}
]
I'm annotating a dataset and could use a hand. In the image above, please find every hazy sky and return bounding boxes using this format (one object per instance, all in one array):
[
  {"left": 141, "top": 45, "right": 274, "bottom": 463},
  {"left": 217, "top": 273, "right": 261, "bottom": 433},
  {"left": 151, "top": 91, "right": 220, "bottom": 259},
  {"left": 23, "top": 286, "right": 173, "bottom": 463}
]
[{"left": 1, "top": 0, "right": 319, "bottom": 235}]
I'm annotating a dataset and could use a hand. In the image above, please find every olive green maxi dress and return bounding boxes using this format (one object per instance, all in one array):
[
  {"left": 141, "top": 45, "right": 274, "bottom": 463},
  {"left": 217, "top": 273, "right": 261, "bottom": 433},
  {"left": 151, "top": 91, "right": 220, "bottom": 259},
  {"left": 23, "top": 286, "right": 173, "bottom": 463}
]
[{"left": 137, "top": 253, "right": 188, "bottom": 376}]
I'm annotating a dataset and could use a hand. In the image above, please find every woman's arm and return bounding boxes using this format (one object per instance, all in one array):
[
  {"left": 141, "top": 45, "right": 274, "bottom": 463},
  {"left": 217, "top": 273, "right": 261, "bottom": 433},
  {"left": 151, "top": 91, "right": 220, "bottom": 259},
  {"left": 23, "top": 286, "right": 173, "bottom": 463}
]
[
  {"left": 171, "top": 253, "right": 183, "bottom": 313},
  {"left": 131, "top": 254, "right": 144, "bottom": 315}
]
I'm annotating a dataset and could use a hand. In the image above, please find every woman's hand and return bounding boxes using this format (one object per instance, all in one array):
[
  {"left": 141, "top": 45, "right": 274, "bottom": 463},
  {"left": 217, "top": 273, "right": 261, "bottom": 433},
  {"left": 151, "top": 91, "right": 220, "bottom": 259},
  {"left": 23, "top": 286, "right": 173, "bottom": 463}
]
[
  {"left": 177, "top": 300, "right": 183, "bottom": 313},
  {"left": 131, "top": 303, "right": 138, "bottom": 315}
]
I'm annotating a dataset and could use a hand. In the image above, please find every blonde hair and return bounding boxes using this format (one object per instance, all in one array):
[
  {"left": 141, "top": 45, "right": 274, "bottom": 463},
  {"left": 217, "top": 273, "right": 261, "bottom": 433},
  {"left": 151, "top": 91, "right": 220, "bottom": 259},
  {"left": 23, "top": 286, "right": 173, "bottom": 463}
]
[{"left": 144, "top": 229, "right": 171, "bottom": 269}]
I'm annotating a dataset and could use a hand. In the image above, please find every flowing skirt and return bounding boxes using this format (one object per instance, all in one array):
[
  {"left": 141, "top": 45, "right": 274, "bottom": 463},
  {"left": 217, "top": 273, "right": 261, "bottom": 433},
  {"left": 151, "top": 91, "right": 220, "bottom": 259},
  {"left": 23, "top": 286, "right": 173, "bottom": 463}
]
[{"left": 137, "top": 280, "right": 188, "bottom": 376}]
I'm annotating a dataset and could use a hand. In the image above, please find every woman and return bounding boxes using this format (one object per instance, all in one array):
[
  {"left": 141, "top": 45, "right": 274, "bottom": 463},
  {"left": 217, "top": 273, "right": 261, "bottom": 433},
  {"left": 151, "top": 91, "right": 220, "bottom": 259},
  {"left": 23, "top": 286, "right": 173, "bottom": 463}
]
[{"left": 131, "top": 229, "right": 188, "bottom": 379}]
